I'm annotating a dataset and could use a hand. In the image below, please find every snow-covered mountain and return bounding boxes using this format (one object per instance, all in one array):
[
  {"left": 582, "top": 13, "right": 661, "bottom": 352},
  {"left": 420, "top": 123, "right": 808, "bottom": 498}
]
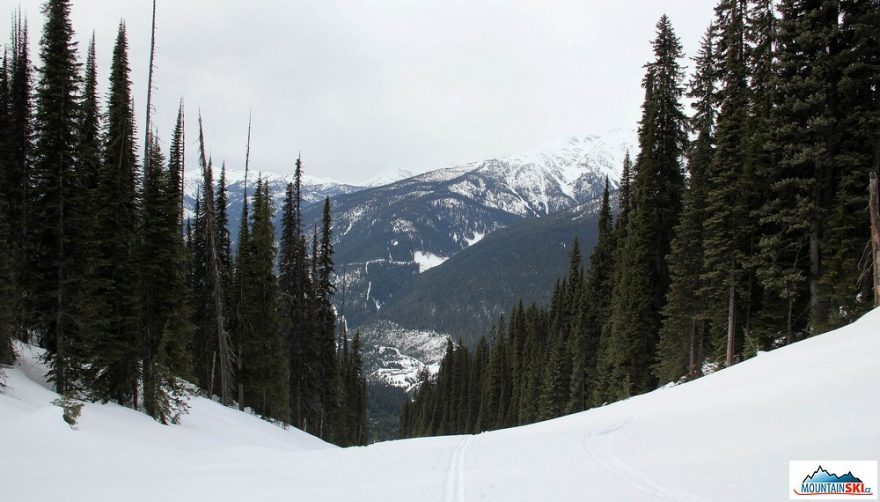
[
  {"left": 361, "top": 168, "right": 417, "bottom": 188},
  {"left": 4, "top": 306, "right": 877, "bottom": 501},
  {"left": 301, "top": 130, "right": 634, "bottom": 333},
  {"left": 183, "top": 168, "right": 364, "bottom": 245},
  {"left": 180, "top": 132, "right": 634, "bottom": 415}
]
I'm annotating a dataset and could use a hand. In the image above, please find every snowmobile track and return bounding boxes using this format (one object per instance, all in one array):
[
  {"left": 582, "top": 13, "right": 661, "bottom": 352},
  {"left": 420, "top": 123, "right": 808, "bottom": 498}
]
[{"left": 582, "top": 418, "right": 706, "bottom": 501}]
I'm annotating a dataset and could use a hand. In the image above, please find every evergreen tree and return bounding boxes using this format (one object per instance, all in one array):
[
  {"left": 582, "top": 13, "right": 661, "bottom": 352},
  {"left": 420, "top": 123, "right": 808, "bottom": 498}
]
[
  {"left": 700, "top": 0, "right": 758, "bottom": 367},
  {"left": 140, "top": 133, "right": 193, "bottom": 423},
  {"left": 5, "top": 14, "right": 32, "bottom": 341},
  {"left": 0, "top": 47, "right": 12, "bottom": 364},
  {"left": 570, "top": 178, "right": 613, "bottom": 411},
  {"left": 316, "top": 197, "right": 340, "bottom": 439},
  {"left": 818, "top": 0, "right": 880, "bottom": 329},
  {"left": 29, "top": 0, "right": 88, "bottom": 395},
  {"left": 77, "top": 34, "right": 101, "bottom": 223},
  {"left": 603, "top": 15, "right": 687, "bottom": 400},
  {"left": 758, "top": 0, "right": 841, "bottom": 338},
  {"left": 89, "top": 22, "right": 141, "bottom": 405},
  {"left": 343, "top": 330, "right": 368, "bottom": 444},
  {"left": 216, "top": 162, "right": 231, "bottom": 295},
  {"left": 237, "top": 177, "right": 288, "bottom": 421},
  {"left": 0, "top": 34, "right": 14, "bottom": 364},
  {"left": 167, "top": 102, "right": 185, "bottom": 226},
  {"left": 656, "top": 25, "right": 717, "bottom": 382},
  {"left": 279, "top": 156, "right": 313, "bottom": 428},
  {"left": 230, "top": 145, "right": 250, "bottom": 409}
]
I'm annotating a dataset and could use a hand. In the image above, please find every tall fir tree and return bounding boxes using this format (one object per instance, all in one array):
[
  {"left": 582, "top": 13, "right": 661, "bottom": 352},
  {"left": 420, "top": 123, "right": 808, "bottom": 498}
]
[
  {"left": 167, "top": 102, "right": 185, "bottom": 227},
  {"left": 29, "top": 0, "right": 89, "bottom": 395},
  {"left": 230, "top": 133, "right": 250, "bottom": 409},
  {"left": 5, "top": 13, "right": 32, "bottom": 341},
  {"left": 818, "top": 0, "right": 880, "bottom": 329},
  {"left": 602, "top": 15, "right": 687, "bottom": 400},
  {"left": 279, "top": 155, "right": 313, "bottom": 428},
  {"left": 237, "top": 177, "right": 288, "bottom": 420},
  {"left": 657, "top": 25, "right": 718, "bottom": 381},
  {"left": 759, "top": 0, "right": 844, "bottom": 340},
  {"left": 0, "top": 45, "right": 12, "bottom": 366},
  {"left": 315, "top": 197, "right": 341, "bottom": 439},
  {"left": 140, "top": 133, "right": 193, "bottom": 423},
  {"left": 216, "top": 162, "right": 232, "bottom": 298},
  {"left": 570, "top": 178, "right": 613, "bottom": 411},
  {"left": 89, "top": 22, "right": 142, "bottom": 405}
]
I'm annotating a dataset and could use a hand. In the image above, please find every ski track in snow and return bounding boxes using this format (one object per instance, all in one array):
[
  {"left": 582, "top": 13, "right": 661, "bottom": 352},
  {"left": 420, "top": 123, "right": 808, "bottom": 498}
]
[
  {"left": 582, "top": 418, "right": 706, "bottom": 502},
  {"left": 444, "top": 436, "right": 470, "bottom": 502}
]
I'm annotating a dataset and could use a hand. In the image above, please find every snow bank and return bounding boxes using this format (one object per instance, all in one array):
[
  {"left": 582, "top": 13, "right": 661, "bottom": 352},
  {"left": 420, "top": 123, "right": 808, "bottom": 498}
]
[{"left": 2, "top": 309, "right": 879, "bottom": 501}]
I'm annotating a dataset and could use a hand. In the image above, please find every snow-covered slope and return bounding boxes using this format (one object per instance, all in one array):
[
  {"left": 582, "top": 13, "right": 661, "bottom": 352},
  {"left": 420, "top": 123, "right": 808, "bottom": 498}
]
[
  {"left": 3, "top": 308, "right": 878, "bottom": 501},
  {"left": 362, "top": 167, "right": 417, "bottom": 188}
]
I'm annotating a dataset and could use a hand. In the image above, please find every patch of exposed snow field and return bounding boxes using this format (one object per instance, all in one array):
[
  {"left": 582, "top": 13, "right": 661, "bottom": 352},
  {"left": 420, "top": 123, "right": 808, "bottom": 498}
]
[{"left": 2, "top": 309, "right": 879, "bottom": 501}]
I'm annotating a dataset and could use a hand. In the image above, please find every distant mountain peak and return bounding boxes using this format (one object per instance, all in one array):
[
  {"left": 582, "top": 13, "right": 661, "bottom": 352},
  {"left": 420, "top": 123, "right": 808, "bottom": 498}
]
[{"left": 362, "top": 168, "right": 417, "bottom": 187}]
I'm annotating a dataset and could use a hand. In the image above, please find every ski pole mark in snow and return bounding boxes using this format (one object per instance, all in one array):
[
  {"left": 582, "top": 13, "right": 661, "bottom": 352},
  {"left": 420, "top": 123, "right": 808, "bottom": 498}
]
[
  {"left": 444, "top": 436, "right": 470, "bottom": 502},
  {"left": 583, "top": 419, "right": 706, "bottom": 502}
]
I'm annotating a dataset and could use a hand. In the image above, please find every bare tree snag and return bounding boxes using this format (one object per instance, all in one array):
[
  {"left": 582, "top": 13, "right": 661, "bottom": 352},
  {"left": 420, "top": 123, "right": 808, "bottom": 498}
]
[{"left": 870, "top": 171, "right": 880, "bottom": 307}]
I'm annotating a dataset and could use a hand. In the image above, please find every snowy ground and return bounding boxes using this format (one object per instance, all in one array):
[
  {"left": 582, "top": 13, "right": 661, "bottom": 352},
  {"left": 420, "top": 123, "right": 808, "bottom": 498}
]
[{"left": 2, "top": 309, "right": 879, "bottom": 501}]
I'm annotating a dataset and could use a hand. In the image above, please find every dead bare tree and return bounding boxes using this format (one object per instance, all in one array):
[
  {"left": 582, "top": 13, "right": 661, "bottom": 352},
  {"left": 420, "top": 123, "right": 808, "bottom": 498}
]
[
  {"left": 197, "top": 113, "right": 232, "bottom": 406},
  {"left": 869, "top": 171, "right": 880, "bottom": 307}
]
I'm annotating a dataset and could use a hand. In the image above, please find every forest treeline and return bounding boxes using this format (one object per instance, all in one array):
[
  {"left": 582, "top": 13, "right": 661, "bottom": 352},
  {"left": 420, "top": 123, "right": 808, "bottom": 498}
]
[
  {"left": 0, "top": 0, "right": 366, "bottom": 446},
  {"left": 400, "top": 0, "right": 879, "bottom": 437}
]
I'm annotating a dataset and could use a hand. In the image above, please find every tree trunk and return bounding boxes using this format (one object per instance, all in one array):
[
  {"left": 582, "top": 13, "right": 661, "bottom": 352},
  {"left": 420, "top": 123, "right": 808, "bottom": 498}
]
[
  {"left": 726, "top": 278, "right": 736, "bottom": 367},
  {"left": 238, "top": 352, "right": 244, "bottom": 411},
  {"left": 55, "top": 161, "right": 66, "bottom": 395},
  {"left": 809, "top": 219, "right": 821, "bottom": 330},
  {"left": 688, "top": 318, "right": 696, "bottom": 377},
  {"left": 870, "top": 172, "right": 880, "bottom": 307}
]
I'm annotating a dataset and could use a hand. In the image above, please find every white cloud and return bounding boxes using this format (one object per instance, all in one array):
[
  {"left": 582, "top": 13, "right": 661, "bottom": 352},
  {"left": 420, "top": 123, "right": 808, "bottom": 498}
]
[{"left": 4, "top": 0, "right": 714, "bottom": 184}]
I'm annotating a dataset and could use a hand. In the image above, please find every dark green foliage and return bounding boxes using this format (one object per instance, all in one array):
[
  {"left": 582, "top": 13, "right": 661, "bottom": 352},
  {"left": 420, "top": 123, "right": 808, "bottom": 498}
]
[
  {"left": 817, "top": 0, "right": 880, "bottom": 329},
  {"left": 313, "top": 197, "right": 341, "bottom": 439},
  {"left": 374, "top": 203, "right": 602, "bottom": 346},
  {"left": 400, "top": 261, "right": 591, "bottom": 437},
  {"left": 601, "top": 15, "right": 687, "bottom": 400},
  {"left": 656, "top": 27, "right": 717, "bottom": 383},
  {"left": 337, "top": 330, "right": 368, "bottom": 445},
  {"left": 236, "top": 177, "right": 288, "bottom": 421},
  {"left": 278, "top": 157, "right": 319, "bottom": 429},
  {"left": 758, "top": 0, "right": 840, "bottom": 337},
  {"left": 569, "top": 179, "right": 612, "bottom": 411},
  {"left": 167, "top": 102, "right": 185, "bottom": 224},
  {"left": 0, "top": 2, "right": 372, "bottom": 439},
  {"left": 0, "top": 32, "right": 15, "bottom": 365},
  {"left": 404, "top": 2, "right": 880, "bottom": 435},
  {"left": 216, "top": 162, "right": 232, "bottom": 296},
  {"left": 4, "top": 13, "right": 32, "bottom": 342},
  {"left": 89, "top": 23, "right": 141, "bottom": 405},
  {"left": 29, "top": 0, "right": 89, "bottom": 396},
  {"left": 140, "top": 134, "right": 193, "bottom": 423}
]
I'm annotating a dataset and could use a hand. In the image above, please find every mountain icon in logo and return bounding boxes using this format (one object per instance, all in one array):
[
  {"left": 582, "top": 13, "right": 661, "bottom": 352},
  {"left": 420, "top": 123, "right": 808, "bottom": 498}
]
[{"left": 803, "top": 466, "right": 864, "bottom": 484}]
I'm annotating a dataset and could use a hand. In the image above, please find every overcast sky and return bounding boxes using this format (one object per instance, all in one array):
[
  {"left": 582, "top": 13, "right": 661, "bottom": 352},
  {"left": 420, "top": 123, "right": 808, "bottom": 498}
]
[{"left": 3, "top": 1, "right": 715, "bottom": 184}]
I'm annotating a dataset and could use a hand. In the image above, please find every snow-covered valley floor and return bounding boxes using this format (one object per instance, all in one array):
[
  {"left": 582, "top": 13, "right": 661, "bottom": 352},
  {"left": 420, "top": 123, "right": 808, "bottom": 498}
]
[{"left": 2, "top": 309, "right": 879, "bottom": 501}]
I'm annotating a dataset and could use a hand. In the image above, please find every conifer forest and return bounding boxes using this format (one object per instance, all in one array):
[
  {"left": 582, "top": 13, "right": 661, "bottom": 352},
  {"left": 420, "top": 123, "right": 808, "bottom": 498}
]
[
  {"left": 400, "top": 2, "right": 880, "bottom": 438},
  {"left": 0, "top": 0, "right": 367, "bottom": 446},
  {"left": 0, "top": 0, "right": 877, "bottom": 455}
]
